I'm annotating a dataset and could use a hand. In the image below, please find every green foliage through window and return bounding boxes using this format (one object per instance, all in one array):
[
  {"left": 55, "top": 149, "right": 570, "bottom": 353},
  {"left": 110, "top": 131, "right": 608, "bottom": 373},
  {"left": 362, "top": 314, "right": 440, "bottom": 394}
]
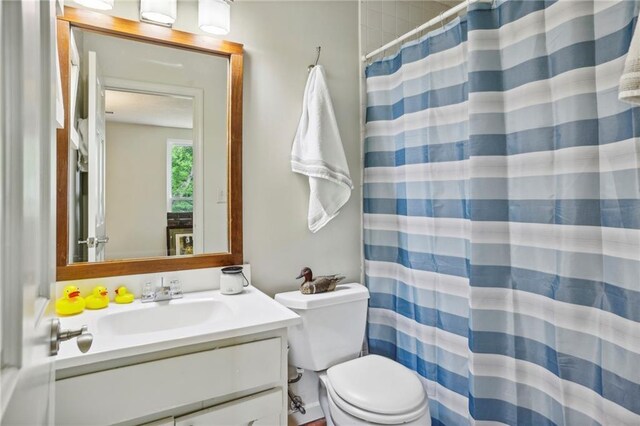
[
  {"left": 170, "top": 144, "right": 193, "bottom": 213},
  {"left": 171, "top": 200, "right": 193, "bottom": 213}
]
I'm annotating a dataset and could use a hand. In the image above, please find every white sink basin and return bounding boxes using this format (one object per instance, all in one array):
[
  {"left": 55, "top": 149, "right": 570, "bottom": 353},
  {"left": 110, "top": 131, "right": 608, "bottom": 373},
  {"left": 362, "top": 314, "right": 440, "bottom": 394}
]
[
  {"left": 54, "top": 288, "right": 302, "bottom": 372},
  {"left": 97, "top": 298, "right": 232, "bottom": 336}
]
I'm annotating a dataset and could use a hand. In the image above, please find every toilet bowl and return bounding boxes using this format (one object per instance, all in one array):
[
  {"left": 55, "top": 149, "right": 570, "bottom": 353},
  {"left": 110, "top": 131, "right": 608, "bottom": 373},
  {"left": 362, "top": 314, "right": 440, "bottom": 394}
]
[{"left": 275, "top": 284, "right": 431, "bottom": 425}]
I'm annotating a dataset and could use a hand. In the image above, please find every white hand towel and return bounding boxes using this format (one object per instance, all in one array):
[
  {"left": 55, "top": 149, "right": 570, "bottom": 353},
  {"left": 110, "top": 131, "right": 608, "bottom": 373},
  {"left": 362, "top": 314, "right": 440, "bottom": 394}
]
[
  {"left": 291, "top": 65, "right": 353, "bottom": 233},
  {"left": 619, "top": 21, "right": 640, "bottom": 104}
]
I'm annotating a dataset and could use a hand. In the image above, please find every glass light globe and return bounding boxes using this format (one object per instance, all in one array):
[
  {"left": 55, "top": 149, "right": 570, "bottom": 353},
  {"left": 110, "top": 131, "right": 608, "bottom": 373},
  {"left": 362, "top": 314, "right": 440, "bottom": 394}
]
[
  {"left": 74, "top": 0, "right": 114, "bottom": 11},
  {"left": 199, "top": 0, "right": 231, "bottom": 35},
  {"left": 140, "top": 0, "right": 177, "bottom": 25}
]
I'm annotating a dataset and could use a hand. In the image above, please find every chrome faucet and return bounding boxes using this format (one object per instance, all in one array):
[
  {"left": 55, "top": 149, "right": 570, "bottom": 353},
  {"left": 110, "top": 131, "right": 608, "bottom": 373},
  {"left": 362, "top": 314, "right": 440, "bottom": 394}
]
[{"left": 141, "top": 277, "right": 183, "bottom": 303}]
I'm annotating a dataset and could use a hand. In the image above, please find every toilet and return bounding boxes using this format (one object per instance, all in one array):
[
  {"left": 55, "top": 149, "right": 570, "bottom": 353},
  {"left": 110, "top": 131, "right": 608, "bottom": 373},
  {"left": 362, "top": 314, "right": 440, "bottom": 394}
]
[{"left": 275, "top": 283, "right": 431, "bottom": 425}]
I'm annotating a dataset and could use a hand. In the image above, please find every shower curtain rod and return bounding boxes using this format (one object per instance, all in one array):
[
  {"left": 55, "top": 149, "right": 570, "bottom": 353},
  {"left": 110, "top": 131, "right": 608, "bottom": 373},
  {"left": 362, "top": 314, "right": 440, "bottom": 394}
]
[{"left": 362, "top": 0, "right": 490, "bottom": 62}]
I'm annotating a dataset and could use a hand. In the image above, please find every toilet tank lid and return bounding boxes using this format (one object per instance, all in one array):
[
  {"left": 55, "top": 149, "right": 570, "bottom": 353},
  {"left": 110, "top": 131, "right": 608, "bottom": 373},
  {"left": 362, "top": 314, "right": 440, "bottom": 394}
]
[{"left": 275, "top": 283, "right": 369, "bottom": 310}]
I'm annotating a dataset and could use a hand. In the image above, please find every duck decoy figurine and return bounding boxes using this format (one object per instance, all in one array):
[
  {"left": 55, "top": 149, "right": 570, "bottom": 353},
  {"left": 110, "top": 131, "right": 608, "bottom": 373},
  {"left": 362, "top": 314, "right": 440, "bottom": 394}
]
[
  {"left": 297, "top": 267, "right": 345, "bottom": 294},
  {"left": 55, "top": 285, "right": 86, "bottom": 316},
  {"left": 86, "top": 286, "right": 110, "bottom": 310},
  {"left": 114, "top": 286, "right": 134, "bottom": 304}
]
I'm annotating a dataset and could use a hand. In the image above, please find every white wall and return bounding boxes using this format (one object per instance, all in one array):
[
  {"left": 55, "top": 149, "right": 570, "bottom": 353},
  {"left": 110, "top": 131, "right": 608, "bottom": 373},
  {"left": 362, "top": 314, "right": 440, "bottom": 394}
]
[
  {"left": 360, "top": 1, "right": 455, "bottom": 56},
  {"left": 69, "top": 0, "right": 362, "bottom": 296},
  {"left": 105, "top": 121, "right": 192, "bottom": 259},
  {"left": 233, "top": 2, "right": 361, "bottom": 296}
]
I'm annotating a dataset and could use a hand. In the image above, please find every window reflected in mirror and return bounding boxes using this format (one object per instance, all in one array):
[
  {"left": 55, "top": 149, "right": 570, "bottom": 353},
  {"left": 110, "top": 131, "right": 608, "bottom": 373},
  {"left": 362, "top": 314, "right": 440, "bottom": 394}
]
[{"left": 168, "top": 139, "right": 194, "bottom": 214}]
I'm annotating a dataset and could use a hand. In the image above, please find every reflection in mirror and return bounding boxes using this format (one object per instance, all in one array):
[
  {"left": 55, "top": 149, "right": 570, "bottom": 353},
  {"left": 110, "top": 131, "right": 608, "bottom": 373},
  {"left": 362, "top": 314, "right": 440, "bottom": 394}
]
[
  {"left": 68, "top": 28, "right": 229, "bottom": 264},
  {"left": 105, "top": 90, "right": 195, "bottom": 260}
]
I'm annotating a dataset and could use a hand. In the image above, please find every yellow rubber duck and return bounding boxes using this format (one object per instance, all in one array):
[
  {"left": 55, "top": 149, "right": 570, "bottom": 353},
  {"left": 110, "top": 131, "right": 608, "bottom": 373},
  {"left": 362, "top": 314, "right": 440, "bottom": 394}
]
[
  {"left": 86, "top": 286, "right": 109, "bottom": 310},
  {"left": 55, "top": 285, "right": 86, "bottom": 316},
  {"left": 114, "top": 286, "right": 134, "bottom": 304}
]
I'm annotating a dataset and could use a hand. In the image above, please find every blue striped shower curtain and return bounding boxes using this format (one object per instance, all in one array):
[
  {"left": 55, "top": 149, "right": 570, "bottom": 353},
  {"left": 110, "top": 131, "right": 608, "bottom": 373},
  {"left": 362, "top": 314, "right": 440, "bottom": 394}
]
[{"left": 364, "top": 1, "right": 640, "bottom": 425}]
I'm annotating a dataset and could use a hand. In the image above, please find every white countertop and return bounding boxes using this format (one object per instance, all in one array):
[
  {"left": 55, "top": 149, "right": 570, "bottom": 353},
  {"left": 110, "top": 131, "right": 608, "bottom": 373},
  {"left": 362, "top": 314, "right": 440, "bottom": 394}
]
[{"left": 55, "top": 286, "right": 300, "bottom": 372}]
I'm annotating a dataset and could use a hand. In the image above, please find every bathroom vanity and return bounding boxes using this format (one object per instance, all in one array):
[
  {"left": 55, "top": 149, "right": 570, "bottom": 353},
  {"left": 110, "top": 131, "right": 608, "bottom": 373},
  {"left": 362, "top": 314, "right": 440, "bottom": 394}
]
[
  {"left": 49, "top": 7, "right": 293, "bottom": 425},
  {"left": 54, "top": 288, "right": 300, "bottom": 425}
]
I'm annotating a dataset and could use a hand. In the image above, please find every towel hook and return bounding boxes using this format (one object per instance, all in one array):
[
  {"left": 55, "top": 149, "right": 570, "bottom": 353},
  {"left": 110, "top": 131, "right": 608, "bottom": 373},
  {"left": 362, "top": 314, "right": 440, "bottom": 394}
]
[{"left": 308, "top": 46, "right": 321, "bottom": 72}]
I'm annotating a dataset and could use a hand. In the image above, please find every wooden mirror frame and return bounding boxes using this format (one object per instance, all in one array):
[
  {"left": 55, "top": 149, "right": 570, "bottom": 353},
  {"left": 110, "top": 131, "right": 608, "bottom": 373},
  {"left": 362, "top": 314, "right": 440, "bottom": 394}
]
[{"left": 56, "top": 7, "right": 243, "bottom": 281}]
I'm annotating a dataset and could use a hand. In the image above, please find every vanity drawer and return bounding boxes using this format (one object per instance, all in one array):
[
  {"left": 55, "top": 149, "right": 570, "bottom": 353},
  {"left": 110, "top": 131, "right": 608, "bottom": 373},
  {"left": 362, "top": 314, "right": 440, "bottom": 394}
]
[
  {"left": 56, "top": 338, "right": 282, "bottom": 425},
  {"left": 174, "top": 387, "right": 282, "bottom": 426}
]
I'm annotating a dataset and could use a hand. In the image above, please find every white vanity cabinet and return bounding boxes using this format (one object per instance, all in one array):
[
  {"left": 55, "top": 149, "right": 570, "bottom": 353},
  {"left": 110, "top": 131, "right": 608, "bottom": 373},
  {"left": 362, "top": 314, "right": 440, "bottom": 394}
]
[
  {"left": 55, "top": 334, "right": 288, "bottom": 426},
  {"left": 54, "top": 288, "right": 300, "bottom": 426}
]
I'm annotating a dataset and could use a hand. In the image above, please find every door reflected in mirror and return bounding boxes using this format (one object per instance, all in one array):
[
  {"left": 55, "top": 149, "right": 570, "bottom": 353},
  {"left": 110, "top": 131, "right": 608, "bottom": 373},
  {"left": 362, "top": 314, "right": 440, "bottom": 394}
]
[{"left": 69, "top": 28, "right": 229, "bottom": 263}]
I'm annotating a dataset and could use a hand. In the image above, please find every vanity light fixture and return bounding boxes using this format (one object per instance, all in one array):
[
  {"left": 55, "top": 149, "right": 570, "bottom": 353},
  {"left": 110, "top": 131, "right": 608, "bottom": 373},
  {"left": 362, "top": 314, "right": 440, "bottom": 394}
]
[
  {"left": 74, "top": 0, "right": 114, "bottom": 10},
  {"left": 140, "top": 0, "right": 177, "bottom": 26},
  {"left": 198, "top": 0, "right": 232, "bottom": 35}
]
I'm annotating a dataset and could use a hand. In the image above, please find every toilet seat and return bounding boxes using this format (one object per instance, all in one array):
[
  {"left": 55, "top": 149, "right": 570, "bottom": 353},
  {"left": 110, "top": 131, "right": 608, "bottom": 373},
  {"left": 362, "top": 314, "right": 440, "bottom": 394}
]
[
  {"left": 325, "top": 355, "right": 428, "bottom": 424},
  {"left": 325, "top": 377, "right": 428, "bottom": 424}
]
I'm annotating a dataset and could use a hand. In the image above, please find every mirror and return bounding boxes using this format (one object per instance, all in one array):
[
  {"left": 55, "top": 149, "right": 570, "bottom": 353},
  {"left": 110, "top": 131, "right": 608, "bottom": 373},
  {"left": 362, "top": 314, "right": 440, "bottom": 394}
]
[
  {"left": 68, "top": 28, "right": 228, "bottom": 262},
  {"left": 57, "top": 8, "right": 243, "bottom": 280}
]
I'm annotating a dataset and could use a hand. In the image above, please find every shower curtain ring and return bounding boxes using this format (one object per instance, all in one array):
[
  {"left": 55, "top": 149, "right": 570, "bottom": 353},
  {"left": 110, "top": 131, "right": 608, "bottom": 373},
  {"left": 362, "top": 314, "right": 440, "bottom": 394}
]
[{"left": 439, "top": 11, "right": 445, "bottom": 29}]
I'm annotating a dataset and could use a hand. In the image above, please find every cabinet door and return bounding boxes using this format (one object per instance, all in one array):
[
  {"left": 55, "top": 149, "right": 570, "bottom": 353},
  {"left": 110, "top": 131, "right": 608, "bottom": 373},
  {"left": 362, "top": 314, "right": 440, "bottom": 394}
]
[{"left": 174, "top": 388, "right": 282, "bottom": 426}]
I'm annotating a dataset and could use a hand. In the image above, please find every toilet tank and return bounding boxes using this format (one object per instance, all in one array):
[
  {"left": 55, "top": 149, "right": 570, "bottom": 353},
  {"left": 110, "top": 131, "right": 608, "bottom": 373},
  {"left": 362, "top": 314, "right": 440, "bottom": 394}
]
[{"left": 275, "top": 283, "right": 370, "bottom": 371}]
